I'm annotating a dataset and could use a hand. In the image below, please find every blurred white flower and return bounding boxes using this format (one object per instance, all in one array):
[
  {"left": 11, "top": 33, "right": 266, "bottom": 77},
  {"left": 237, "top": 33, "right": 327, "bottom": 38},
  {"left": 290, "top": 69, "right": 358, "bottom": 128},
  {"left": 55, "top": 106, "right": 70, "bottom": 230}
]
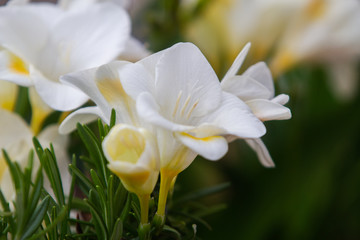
[
  {"left": 0, "top": 1, "right": 131, "bottom": 111},
  {"left": 185, "top": 0, "right": 360, "bottom": 99},
  {"left": 221, "top": 43, "right": 292, "bottom": 167},
  {"left": 0, "top": 109, "right": 70, "bottom": 205}
]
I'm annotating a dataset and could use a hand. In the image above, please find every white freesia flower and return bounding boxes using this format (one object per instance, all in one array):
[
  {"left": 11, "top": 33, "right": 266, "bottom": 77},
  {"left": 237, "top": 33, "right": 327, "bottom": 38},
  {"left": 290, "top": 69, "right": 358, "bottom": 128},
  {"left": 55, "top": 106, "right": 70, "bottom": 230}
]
[
  {"left": 61, "top": 42, "right": 266, "bottom": 171},
  {"left": 221, "top": 43, "right": 292, "bottom": 167},
  {"left": 0, "top": 2, "right": 131, "bottom": 111},
  {"left": 0, "top": 109, "right": 70, "bottom": 205},
  {"left": 60, "top": 42, "right": 266, "bottom": 218}
]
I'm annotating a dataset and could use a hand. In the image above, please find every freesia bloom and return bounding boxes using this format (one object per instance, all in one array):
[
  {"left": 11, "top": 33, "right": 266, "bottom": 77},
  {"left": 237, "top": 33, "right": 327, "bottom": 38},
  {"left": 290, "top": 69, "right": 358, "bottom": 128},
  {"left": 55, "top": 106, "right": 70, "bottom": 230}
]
[
  {"left": 221, "top": 43, "right": 292, "bottom": 167},
  {"left": 0, "top": 109, "right": 70, "bottom": 205},
  {"left": 0, "top": 1, "right": 130, "bottom": 112},
  {"left": 103, "top": 124, "right": 159, "bottom": 224},
  {"left": 60, "top": 42, "right": 266, "bottom": 219}
]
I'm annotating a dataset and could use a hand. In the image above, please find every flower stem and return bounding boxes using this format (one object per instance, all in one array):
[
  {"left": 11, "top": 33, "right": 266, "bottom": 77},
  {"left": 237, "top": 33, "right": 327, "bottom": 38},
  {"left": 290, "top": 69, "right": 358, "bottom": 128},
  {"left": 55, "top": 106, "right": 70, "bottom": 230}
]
[
  {"left": 137, "top": 193, "right": 150, "bottom": 224},
  {"left": 156, "top": 169, "right": 177, "bottom": 217}
]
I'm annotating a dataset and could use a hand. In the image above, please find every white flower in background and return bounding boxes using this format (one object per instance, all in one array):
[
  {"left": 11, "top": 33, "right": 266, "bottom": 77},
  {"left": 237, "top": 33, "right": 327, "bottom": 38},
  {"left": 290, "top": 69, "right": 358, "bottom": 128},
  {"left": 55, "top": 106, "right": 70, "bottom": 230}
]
[
  {"left": 185, "top": 0, "right": 360, "bottom": 100},
  {"left": 270, "top": 0, "right": 360, "bottom": 99},
  {"left": 103, "top": 124, "right": 159, "bottom": 224},
  {"left": 221, "top": 43, "right": 292, "bottom": 167},
  {"left": 0, "top": 109, "right": 70, "bottom": 205},
  {"left": 184, "top": 0, "right": 304, "bottom": 71},
  {"left": 0, "top": 2, "right": 131, "bottom": 111}
]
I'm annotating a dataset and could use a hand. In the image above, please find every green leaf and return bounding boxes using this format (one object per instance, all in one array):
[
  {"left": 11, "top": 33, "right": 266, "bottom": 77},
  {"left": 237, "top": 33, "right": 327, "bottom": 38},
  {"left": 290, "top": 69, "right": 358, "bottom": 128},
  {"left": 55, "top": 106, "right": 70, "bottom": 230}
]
[
  {"left": 68, "top": 164, "right": 95, "bottom": 192},
  {"left": 110, "top": 109, "right": 116, "bottom": 129},
  {"left": 20, "top": 195, "right": 50, "bottom": 240},
  {"left": 84, "top": 199, "right": 108, "bottom": 239},
  {"left": 120, "top": 192, "right": 132, "bottom": 223},
  {"left": 45, "top": 147, "right": 65, "bottom": 206},
  {"left": 2, "top": 150, "right": 20, "bottom": 190},
  {"left": 76, "top": 123, "right": 108, "bottom": 186},
  {"left": 162, "top": 225, "right": 182, "bottom": 240},
  {"left": 110, "top": 218, "right": 123, "bottom": 240},
  {"left": 27, "top": 167, "right": 43, "bottom": 219},
  {"left": 27, "top": 205, "right": 68, "bottom": 240}
]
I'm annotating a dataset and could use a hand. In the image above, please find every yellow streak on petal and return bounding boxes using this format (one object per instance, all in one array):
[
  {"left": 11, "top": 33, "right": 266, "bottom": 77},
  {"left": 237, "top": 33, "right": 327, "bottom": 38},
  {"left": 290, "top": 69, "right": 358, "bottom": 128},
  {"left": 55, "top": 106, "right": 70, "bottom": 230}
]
[
  {"left": 180, "top": 132, "right": 223, "bottom": 142},
  {"left": 9, "top": 54, "right": 28, "bottom": 75},
  {"left": 97, "top": 78, "right": 127, "bottom": 104},
  {"left": 97, "top": 78, "right": 137, "bottom": 123}
]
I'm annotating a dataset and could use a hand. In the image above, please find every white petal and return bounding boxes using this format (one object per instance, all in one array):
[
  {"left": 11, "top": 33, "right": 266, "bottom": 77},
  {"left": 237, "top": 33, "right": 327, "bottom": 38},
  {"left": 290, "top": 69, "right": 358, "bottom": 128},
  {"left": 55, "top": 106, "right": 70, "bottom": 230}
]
[
  {"left": 242, "top": 62, "right": 274, "bottom": 97},
  {"left": 245, "top": 138, "right": 275, "bottom": 168},
  {"left": 32, "top": 67, "right": 89, "bottom": 111},
  {"left": 155, "top": 42, "right": 222, "bottom": 118},
  {"left": 246, "top": 99, "right": 292, "bottom": 121},
  {"left": 177, "top": 132, "right": 228, "bottom": 161},
  {"left": 271, "top": 94, "right": 289, "bottom": 105},
  {"left": 38, "top": 124, "right": 68, "bottom": 149},
  {"left": 137, "top": 48, "right": 166, "bottom": 78},
  {"left": 0, "top": 109, "right": 33, "bottom": 148},
  {"left": 222, "top": 42, "right": 251, "bottom": 82},
  {"left": 221, "top": 75, "right": 272, "bottom": 101},
  {"left": 0, "top": 50, "right": 31, "bottom": 86},
  {"left": 203, "top": 92, "right": 266, "bottom": 138},
  {"left": 0, "top": 6, "right": 50, "bottom": 64},
  {"left": 60, "top": 66, "right": 110, "bottom": 113},
  {"left": 136, "top": 92, "right": 193, "bottom": 132},
  {"left": 59, "top": 106, "right": 106, "bottom": 134},
  {"left": 38, "top": 124, "right": 71, "bottom": 195},
  {"left": 48, "top": 2, "right": 131, "bottom": 74},
  {"left": 118, "top": 62, "right": 155, "bottom": 100}
]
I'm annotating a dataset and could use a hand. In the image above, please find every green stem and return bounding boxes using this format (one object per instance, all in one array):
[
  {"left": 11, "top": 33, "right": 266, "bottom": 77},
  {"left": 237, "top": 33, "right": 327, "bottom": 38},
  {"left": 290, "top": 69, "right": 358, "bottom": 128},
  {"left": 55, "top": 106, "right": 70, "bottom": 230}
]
[{"left": 137, "top": 193, "right": 150, "bottom": 224}]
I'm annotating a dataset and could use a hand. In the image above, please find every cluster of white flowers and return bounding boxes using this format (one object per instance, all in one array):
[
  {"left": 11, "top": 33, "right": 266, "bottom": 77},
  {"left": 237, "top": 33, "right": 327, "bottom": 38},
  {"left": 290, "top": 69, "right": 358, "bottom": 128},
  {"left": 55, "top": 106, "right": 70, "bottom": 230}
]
[{"left": 0, "top": 0, "right": 291, "bottom": 225}]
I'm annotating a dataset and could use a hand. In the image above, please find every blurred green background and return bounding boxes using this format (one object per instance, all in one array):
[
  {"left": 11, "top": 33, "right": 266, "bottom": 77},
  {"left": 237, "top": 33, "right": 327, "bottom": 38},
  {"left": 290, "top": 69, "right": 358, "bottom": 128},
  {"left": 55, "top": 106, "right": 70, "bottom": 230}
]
[{"left": 139, "top": 1, "right": 360, "bottom": 239}]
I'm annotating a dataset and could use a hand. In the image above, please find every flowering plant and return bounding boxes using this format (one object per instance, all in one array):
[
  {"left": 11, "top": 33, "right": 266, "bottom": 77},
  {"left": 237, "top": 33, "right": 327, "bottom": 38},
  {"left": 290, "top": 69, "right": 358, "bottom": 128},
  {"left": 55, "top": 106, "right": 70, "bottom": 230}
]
[{"left": 0, "top": 0, "right": 295, "bottom": 239}]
